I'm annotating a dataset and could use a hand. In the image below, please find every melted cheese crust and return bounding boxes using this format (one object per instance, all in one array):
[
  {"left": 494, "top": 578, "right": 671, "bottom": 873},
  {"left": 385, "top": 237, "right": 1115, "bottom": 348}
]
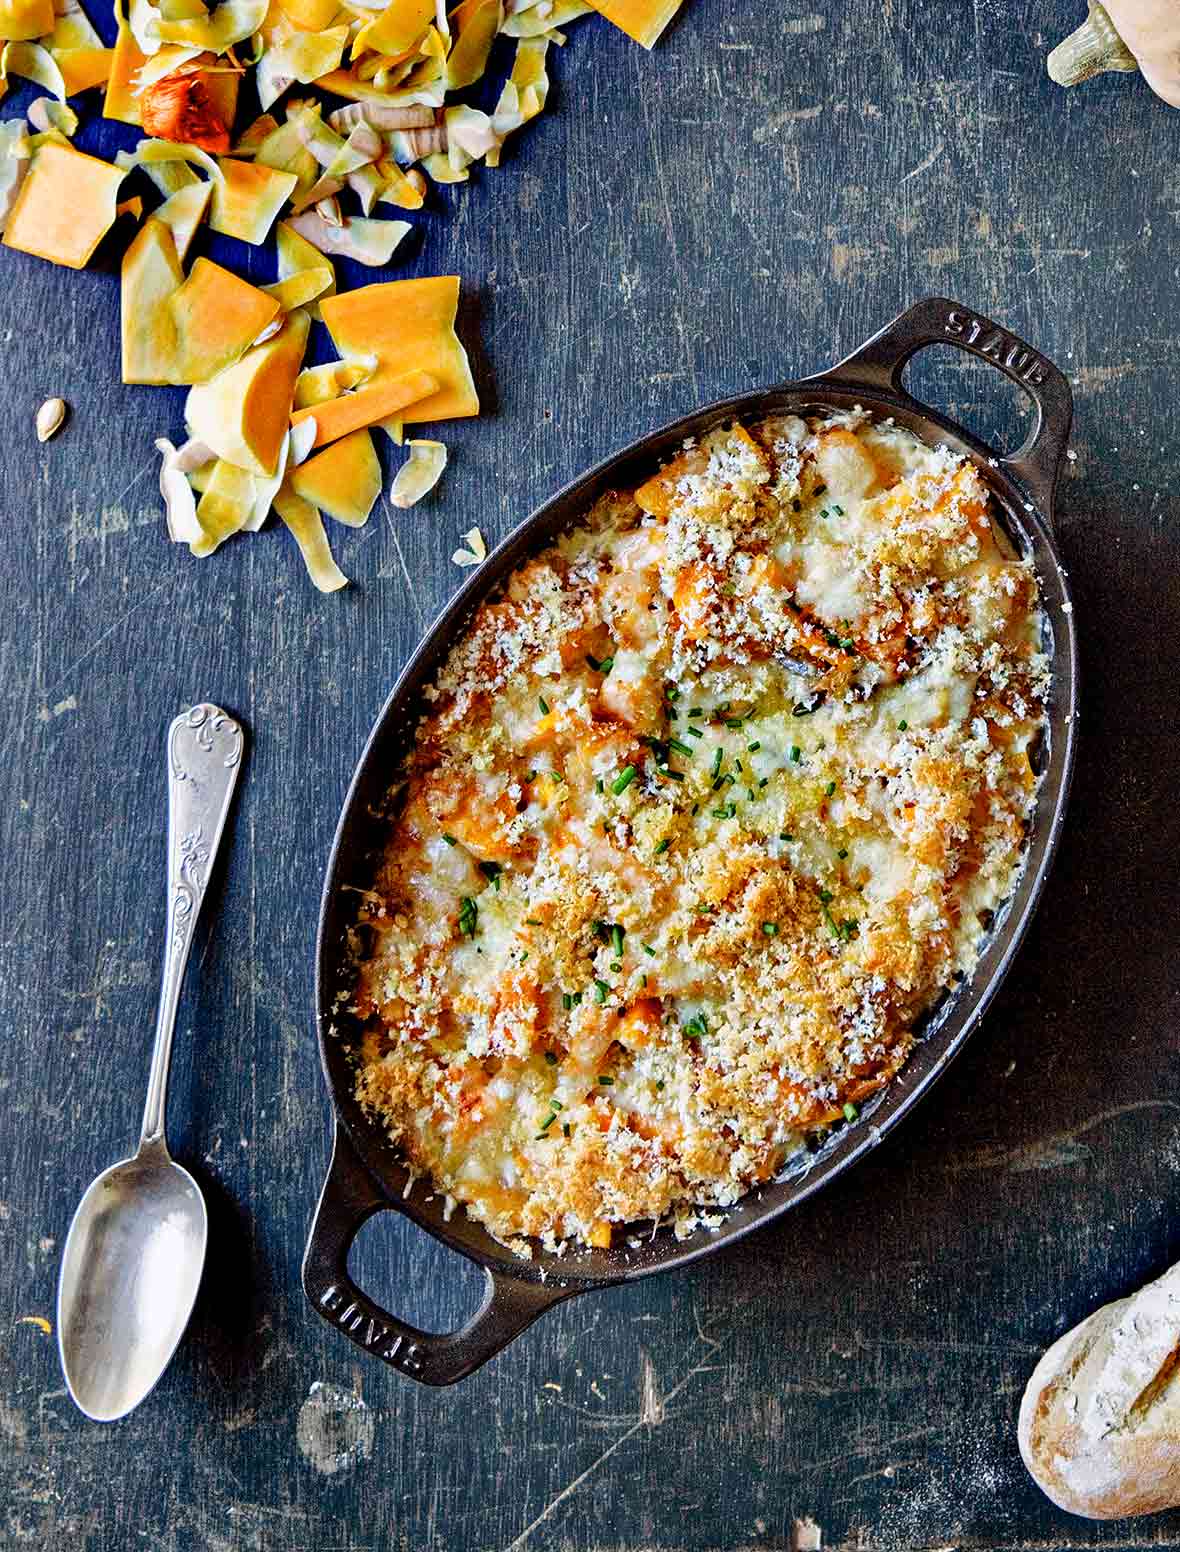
[{"left": 350, "top": 411, "right": 1048, "bottom": 1253}]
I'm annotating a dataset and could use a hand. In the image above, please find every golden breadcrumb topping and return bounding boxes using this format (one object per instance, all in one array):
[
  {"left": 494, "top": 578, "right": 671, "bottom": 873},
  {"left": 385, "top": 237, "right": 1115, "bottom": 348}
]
[{"left": 347, "top": 410, "right": 1047, "bottom": 1252}]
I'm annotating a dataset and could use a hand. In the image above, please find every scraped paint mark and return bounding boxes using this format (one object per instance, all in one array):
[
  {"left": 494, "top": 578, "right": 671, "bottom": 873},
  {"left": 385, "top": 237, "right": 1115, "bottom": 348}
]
[
  {"left": 791, "top": 1516, "right": 823, "bottom": 1550},
  {"left": 295, "top": 1381, "right": 374, "bottom": 1476}
]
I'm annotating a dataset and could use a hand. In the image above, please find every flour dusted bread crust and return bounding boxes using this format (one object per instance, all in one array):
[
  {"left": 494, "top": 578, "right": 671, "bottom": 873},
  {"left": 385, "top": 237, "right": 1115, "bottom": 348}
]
[{"left": 1019, "top": 1261, "right": 1180, "bottom": 1518}]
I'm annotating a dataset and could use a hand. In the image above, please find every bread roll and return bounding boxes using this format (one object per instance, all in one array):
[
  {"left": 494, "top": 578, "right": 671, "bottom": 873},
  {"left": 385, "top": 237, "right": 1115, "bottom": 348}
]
[{"left": 1019, "top": 1261, "right": 1180, "bottom": 1518}]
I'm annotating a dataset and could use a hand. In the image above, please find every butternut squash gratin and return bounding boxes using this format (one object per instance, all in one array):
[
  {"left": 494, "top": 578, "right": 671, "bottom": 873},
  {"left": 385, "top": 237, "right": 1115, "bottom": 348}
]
[{"left": 349, "top": 410, "right": 1048, "bottom": 1253}]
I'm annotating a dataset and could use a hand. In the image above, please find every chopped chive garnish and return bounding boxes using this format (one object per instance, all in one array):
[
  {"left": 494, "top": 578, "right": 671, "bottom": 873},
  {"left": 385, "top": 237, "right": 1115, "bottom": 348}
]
[
  {"left": 442, "top": 833, "right": 457, "bottom": 846},
  {"left": 725, "top": 717, "right": 744, "bottom": 730},
  {"left": 480, "top": 860, "right": 503, "bottom": 890},
  {"left": 710, "top": 748, "right": 724, "bottom": 780},
  {"left": 832, "top": 503, "right": 844, "bottom": 516},
  {"left": 746, "top": 787, "right": 756, "bottom": 801},
  {"left": 747, "top": 741, "right": 761, "bottom": 752},
  {"left": 643, "top": 943, "right": 656, "bottom": 957},
  {"left": 594, "top": 920, "right": 612, "bottom": 943},
  {"left": 539, "top": 1111, "right": 557, "bottom": 1131},
  {"left": 611, "top": 764, "right": 637, "bottom": 795},
  {"left": 712, "top": 803, "right": 737, "bottom": 820},
  {"left": 897, "top": 719, "right": 908, "bottom": 731},
  {"left": 819, "top": 508, "right": 830, "bottom": 520},
  {"left": 667, "top": 688, "right": 680, "bottom": 701},
  {"left": 597, "top": 1074, "right": 614, "bottom": 1085},
  {"left": 595, "top": 777, "right": 604, "bottom": 794},
  {"left": 458, "top": 897, "right": 478, "bottom": 937},
  {"left": 759, "top": 777, "right": 769, "bottom": 789},
  {"left": 683, "top": 1013, "right": 708, "bottom": 1039},
  {"left": 662, "top": 768, "right": 686, "bottom": 782},
  {"left": 762, "top": 922, "right": 779, "bottom": 936},
  {"left": 592, "top": 979, "right": 609, "bottom": 1003},
  {"left": 654, "top": 838, "right": 671, "bottom": 855},
  {"left": 843, "top": 1101, "right": 858, "bottom": 1122},
  {"left": 780, "top": 832, "right": 794, "bottom": 842},
  {"left": 524, "top": 917, "right": 542, "bottom": 926},
  {"left": 610, "top": 959, "right": 622, "bottom": 973},
  {"left": 538, "top": 695, "right": 550, "bottom": 715},
  {"left": 687, "top": 707, "right": 704, "bottom": 718},
  {"left": 837, "top": 848, "right": 848, "bottom": 860},
  {"left": 819, "top": 889, "right": 834, "bottom": 904},
  {"left": 563, "top": 1122, "right": 572, "bottom": 1136},
  {"left": 824, "top": 781, "right": 837, "bottom": 797},
  {"left": 562, "top": 993, "right": 572, "bottom": 1011},
  {"left": 734, "top": 758, "right": 744, "bottom": 773},
  {"left": 718, "top": 701, "right": 731, "bottom": 714},
  {"left": 545, "top": 1050, "right": 558, "bottom": 1064},
  {"left": 667, "top": 737, "right": 694, "bottom": 757},
  {"left": 686, "top": 725, "right": 704, "bottom": 739},
  {"left": 611, "top": 923, "right": 624, "bottom": 956},
  {"left": 655, "top": 1079, "right": 665, "bottom": 1091},
  {"left": 790, "top": 745, "right": 801, "bottom": 763},
  {"left": 550, "top": 1098, "right": 564, "bottom": 1111}
]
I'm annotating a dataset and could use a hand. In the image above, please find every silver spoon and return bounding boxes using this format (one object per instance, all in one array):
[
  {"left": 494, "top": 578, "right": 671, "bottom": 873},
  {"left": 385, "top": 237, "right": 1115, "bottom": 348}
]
[{"left": 57, "top": 704, "right": 244, "bottom": 1422}]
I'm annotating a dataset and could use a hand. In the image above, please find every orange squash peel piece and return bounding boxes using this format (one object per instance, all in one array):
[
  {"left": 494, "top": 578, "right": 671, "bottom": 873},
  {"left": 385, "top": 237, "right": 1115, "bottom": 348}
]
[
  {"left": 185, "top": 310, "right": 309, "bottom": 477},
  {"left": 290, "top": 427, "right": 381, "bottom": 527},
  {"left": 317, "top": 275, "right": 479, "bottom": 430},
  {"left": 587, "top": 0, "right": 683, "bottom": 48},
  {"left": 3, "top": 140, "right": 123, "bottom": 268}
]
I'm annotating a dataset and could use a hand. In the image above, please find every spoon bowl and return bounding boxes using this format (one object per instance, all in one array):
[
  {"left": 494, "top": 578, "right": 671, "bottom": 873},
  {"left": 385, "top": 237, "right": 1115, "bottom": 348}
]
[{"left": 57, "top": 1141, "right": 207, "bottom": 1422}]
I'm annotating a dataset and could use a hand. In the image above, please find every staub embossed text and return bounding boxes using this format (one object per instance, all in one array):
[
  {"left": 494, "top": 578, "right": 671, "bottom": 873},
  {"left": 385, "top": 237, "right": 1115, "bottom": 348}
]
[{"left": 944, "top": 307, "right": 1048, "bottom": 385}]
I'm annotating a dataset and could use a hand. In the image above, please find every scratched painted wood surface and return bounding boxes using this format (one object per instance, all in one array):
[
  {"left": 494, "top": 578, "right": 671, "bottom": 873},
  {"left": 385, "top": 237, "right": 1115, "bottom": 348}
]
[{"left": 3, "top": 1, "right": 1180, "bottom": 1548}]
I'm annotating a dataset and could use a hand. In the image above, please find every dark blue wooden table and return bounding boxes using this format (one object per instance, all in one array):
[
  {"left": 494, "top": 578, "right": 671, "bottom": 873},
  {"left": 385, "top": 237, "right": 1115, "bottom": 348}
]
[{"left": 4, "top": 3, "right": 1180, "bottom": 1547}]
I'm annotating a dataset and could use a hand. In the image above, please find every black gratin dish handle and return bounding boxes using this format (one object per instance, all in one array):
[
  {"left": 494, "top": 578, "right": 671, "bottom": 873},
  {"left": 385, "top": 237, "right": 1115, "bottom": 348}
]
[
  {"left": 816, "top": 296, "right": 1073, "bottom": 522},
  {"left": 302, "top": 1122, "right": 571, "bottom": 1386}
]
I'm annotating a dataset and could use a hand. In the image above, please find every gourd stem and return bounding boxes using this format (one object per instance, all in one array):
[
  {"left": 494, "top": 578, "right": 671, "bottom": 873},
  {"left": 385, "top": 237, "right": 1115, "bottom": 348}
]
[{"left": 1048, "top": 1, "right": 1138, "bottom": 87}]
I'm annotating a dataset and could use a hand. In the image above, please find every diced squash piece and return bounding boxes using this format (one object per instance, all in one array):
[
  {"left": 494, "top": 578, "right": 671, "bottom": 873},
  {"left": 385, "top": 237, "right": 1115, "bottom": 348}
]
[
  {"left": 352, "top": 0, "right": 433, "bottom": 59},
  {"left": 170, "top": 258, "right": 281, "bottom": 384},
  {"left": 291, "top": 429, "right": 380, "bottom": 527},
  {"left": 0, "top": 0, "right": 54, "bottom": 43},
  {"left": 192, "top": 458, "right": 257, "bottom": 557},
  {"left": 209, "top": 157, "right": 298, "bottom": 245},
  {"left": 154, "top": 178, "right": 211, "bottom": 262},
  {"left": 586, "top": 0, "right": 683, "bottom": 48},
  {"left": 54, "top": 47, "right": 113, "bottom": 94},
  {"left": 274, "top": 485, "right": 349, "bottom": 592},
  {"left": 289, "top": 368, "right": 436, "bottom": 448},
  {"left": 185, "top": 310, "right": 309, "bottom": 477},
  {"left": 319, "top": 276, "right": 478, "bottom": 427},
  {"left": 121, "top": 216, "right": 183, "bottom": 383},
  {"left": 3, "top": 141, "right": 123, "bottom": 268}
]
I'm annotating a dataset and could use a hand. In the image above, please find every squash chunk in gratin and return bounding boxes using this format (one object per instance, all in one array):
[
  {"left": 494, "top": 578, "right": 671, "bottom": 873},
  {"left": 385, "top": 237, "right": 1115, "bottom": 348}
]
[{"left": 349, "top": 410, "right": 1048, "bottom": 1252}]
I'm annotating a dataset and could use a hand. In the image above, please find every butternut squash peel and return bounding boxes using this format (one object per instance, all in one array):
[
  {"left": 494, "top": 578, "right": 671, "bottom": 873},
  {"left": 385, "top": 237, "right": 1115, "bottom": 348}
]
[
  {"left": 185, "top": 309, "right": 309, "bottom": 476},
  {"left": 318, "top": 275, "right": 479, "bottom": 428},
  {"left": 586, "top": 0, "right": 683, "bottom": 49}
]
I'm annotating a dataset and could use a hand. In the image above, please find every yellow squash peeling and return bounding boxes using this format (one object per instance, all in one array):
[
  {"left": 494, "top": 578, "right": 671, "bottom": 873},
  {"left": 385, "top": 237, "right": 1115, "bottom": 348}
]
[
  {"left": 192, "top": 457, "right": 257, "bottom": 556},
  {"left": 209, "top": 156, "right": 298, "bottom": 244},
  {"left": 273, "top": 484, "right": 349, "bottom": 591},
  {"left": 288, "top": 366, "right": 436, "bottom": 447}
]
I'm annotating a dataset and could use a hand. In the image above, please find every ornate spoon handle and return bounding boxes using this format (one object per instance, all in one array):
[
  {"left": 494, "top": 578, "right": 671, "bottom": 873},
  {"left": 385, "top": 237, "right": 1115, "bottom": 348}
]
[{"left": 140, "top": 704, "right": 245, "bottom": 1150}]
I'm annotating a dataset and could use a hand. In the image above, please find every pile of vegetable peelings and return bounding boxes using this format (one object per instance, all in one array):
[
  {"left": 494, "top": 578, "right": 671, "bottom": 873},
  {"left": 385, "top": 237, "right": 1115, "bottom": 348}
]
[{"left": 0, "top": 0, "right": 685, "bottom": 591}]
